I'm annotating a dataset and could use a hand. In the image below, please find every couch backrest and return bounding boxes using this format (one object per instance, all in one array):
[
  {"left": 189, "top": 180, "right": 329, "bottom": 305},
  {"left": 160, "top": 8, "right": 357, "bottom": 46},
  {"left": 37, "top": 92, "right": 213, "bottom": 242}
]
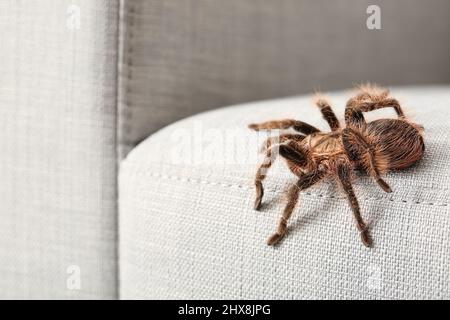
[{"left": 118, "top": 0, "right": 450, "bottom": 156}]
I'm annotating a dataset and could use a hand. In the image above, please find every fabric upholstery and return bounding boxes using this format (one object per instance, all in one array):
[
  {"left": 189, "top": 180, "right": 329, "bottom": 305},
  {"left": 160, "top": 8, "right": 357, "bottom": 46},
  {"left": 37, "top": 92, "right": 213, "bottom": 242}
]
[
  {"left": 118, "top": 0, "right": 450, "bottom": 156},
  {"left": 0, "top": 0, "right": 119, "bottom": 299},
  {"left": 119, "top": 86, "right": 450, "bottom": 299}
]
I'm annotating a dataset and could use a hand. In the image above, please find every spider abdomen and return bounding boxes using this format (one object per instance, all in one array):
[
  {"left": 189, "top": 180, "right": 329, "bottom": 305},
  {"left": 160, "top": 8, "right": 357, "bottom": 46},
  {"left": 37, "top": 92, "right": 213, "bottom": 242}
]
[{"left": 366, "top": 119, "right": 425, "bottom": 171}]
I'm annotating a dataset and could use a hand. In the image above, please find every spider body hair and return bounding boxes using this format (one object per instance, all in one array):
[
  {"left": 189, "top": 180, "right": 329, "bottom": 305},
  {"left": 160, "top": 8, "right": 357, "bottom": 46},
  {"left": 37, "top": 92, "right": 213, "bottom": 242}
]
[{"left": 248, "top": 85, "right": 425, "bottom": 247}]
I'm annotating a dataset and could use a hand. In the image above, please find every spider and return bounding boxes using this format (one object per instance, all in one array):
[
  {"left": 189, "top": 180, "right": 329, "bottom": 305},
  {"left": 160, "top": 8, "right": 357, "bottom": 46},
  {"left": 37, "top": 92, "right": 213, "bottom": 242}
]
[{"left": 248, "top": 85, "right": 425, "bottom": 247}]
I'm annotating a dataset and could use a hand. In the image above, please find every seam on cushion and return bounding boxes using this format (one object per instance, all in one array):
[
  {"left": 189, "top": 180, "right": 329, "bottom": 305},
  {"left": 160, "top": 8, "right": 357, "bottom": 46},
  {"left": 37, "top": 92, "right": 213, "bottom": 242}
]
[
  {"left": 117, "top": 0, "right": 137, "bottom": 158},
  {"left": 116, "top": 0, "right": 134, "bottom": 300},
  {"left": 114, "top": 0, "right": 124, "bottom": 301},
  {"left": 123, "top": 1, "right": 134, "bottom": 140},
  {"left": 129, "top": 170, "right": 449, "bottom": 207}
]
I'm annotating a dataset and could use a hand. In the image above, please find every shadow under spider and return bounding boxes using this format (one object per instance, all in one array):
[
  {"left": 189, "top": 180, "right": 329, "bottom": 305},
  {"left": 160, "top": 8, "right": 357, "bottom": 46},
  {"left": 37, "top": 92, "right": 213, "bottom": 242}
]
[
  {"left": 265, "top": 179, "right": 386, "bottom": 247},
  {"left": 288, "top": 185, "right": 337, "bottom": 243}
]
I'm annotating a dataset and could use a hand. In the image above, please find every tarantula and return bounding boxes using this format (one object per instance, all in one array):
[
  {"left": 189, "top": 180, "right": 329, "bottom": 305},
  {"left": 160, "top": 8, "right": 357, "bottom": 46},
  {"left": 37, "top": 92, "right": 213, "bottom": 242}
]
[{"left": 248, "top": 85, "right": 425, "bottom": 247}]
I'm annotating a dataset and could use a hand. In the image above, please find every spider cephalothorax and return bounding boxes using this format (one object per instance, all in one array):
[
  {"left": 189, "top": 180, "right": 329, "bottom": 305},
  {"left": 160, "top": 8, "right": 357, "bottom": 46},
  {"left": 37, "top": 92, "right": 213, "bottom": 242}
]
[{"left": 248, "top": 85, "right": 425, "bottom": 247}]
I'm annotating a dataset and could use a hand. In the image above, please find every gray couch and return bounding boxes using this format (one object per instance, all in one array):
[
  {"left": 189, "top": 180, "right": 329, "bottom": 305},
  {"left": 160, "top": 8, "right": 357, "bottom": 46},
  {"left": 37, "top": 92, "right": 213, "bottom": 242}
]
[{"left": 1, "top": 0, "right": 449, "bottom": 299}]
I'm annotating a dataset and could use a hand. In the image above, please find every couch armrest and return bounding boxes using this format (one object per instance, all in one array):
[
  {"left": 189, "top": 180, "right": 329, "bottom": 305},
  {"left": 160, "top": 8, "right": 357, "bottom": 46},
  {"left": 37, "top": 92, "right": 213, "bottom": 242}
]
[{"left": 0, "top": 0, "right": 119, "bottom": 299}]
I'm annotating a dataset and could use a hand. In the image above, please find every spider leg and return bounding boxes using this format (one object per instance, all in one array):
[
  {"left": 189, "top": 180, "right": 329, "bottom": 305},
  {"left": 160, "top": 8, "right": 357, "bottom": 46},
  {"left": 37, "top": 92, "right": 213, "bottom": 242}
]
[
  {"left": 354, "top": 84, "right": 389, "bottom": 101},
  {"left": 337, "top": 164, "right": 372, "bottom": 247},
  {"left": 278, "top": 143, "right": 309, "bottom": 166},
  {"left": 248, "top": 119, "right": 320, "bottom": 135},
  {"left": 260, "top": 133, "right": 305, "bottom": 153},
  {"left": 314, "top": 96, "right": 341, "bottom": 131},
  {"left": 253, "top": 140, "right": 308, "bottom": 210},
  {"left": 253, "top": 146, "right": 274, "bottom": 210},
  {"left": 345, "top": 85, "right": 404, "bottom": 127},
  {"left": 342, "top": 128, "right": 392, "bottom": 193},
  {"left": 267, "top": 169, "right": 326, "bottom": 246}
]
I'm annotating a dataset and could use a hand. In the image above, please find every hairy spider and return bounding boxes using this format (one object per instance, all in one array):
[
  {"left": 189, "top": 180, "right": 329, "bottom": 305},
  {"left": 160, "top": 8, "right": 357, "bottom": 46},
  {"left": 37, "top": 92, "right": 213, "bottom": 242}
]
[{"left": 248, "top": 85, "right": 425, "bottom": 247}]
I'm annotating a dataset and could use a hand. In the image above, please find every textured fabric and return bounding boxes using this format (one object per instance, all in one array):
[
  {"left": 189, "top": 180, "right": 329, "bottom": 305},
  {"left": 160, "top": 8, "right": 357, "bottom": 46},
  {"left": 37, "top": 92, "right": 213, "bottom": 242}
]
[
  {"left": 120, "top": 86, "right": 450, "bottom": 299},
  {"left": 118, "top": 0, "right": 450, "bottom": 156},
  {"left": 0, "top": 1, "right": 119, "bottom": 299}
]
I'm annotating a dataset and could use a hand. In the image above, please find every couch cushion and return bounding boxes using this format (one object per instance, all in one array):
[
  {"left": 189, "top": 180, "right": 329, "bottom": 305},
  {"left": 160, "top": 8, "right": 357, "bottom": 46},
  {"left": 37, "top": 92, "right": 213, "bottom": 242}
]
[{"left": 119, "top": 86, "right": 450, "bottom": 299}]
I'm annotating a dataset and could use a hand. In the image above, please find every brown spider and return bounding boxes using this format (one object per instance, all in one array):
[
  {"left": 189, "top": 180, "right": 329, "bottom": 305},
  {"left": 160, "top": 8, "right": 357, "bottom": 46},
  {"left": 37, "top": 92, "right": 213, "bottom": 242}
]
[{"left": 248, "top": 85, "right": 425, "bottom": 247}]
